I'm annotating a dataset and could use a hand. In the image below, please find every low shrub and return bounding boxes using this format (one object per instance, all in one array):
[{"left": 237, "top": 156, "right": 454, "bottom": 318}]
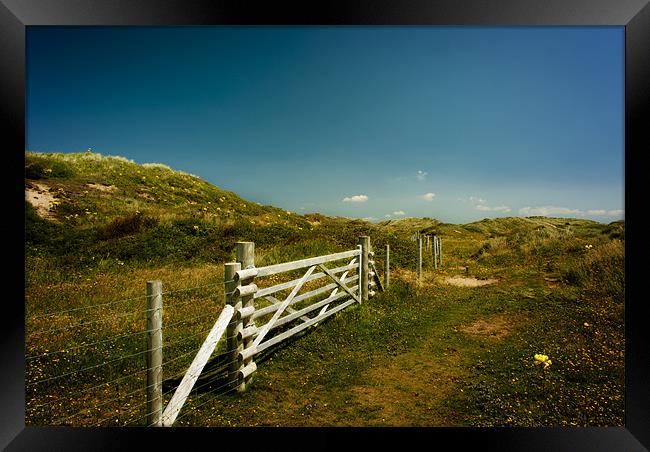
[
  {"left": 561, "top": 240, "right": 624, "bottom": 298},
  {"left": 96, "top": 213, "right": 159, "bottom": 240},
  {"left": 25, "top": 155, "right": 74, "bottom": 179}
]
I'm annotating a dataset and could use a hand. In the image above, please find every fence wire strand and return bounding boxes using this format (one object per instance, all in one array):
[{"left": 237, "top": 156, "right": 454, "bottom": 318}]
[{"left": 27, "top": 294, "right": 150, "bottom": 320}]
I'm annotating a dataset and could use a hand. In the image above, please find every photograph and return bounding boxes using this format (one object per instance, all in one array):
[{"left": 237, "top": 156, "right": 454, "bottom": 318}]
[{"left": 23, "top": 25, "right": 626, "bottom": 429}]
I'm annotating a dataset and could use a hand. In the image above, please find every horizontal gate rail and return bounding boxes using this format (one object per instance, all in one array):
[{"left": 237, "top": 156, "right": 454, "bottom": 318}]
[
  {"left": 244, "top": 249, "right": 360, "bottom": 279},
  {"left": 254, "top": 261, "right": 359, "bottom": 299}
]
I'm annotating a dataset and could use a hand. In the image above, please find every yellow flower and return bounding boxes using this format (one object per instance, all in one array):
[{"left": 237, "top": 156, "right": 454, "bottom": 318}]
[
  {"left": 534, "top": 354, "right": 552, "bottom": 368},
  {"left": 534, "top": 354, "right": 549, "bottom": 362},
  {"left": 193, "top": 225, "right": 199, "bottom": 230}
]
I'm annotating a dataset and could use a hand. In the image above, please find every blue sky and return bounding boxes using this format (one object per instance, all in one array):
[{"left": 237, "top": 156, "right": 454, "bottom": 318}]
[{"left": 26, "top": 26, "right": 624, "bottom": 224}]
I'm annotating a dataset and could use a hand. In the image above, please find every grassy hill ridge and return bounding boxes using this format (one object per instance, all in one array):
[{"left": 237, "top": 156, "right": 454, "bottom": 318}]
[
  {"left": 25, "top": 151, "right": 409, "bottom": 279},
  {"left": 25, "top": 150, "right": 623, "bottom": 282}
]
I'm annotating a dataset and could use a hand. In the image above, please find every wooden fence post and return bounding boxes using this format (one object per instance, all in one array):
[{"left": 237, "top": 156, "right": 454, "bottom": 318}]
[
  {"left": 358, "top": 236, "right": 370, "bottom": 302},
  {"left": 225, "top": 262, "right": 243, "bottom": 392},
  {"left": 439, "top": 237, "right": 443, "bottom": 267},
  {"left": 384, "top": 244, "right": 390, "bottom": 288},
  {"left": 433, "top": 235, "right": 438, "bottom": 269},
  {"left": 417, "top": 234, "right": 422, "bottom": 280},
  {"left": 236, "top": 242, "right": 255, "bottom": 389},
  {"left": 146, "top": 280, "right": 163, "bottom": 427}
]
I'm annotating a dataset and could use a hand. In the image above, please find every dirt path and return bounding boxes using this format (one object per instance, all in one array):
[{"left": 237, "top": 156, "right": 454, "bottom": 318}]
[
  {"left": 444, "top": 276, "right": 498, "bottom": 287},
  {"left": 348, "top": 311, "right": 521, "bottom": 426}
]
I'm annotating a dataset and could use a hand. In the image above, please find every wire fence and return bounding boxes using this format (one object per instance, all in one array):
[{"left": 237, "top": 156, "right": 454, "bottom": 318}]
[{"left": 25, "top": 275, "right": 228, "bottom": 427}]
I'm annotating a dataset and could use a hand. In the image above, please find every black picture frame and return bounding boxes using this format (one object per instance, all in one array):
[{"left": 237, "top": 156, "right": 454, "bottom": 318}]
[{"left": 2, "top": 0, "right": 648, "bottom": 450}]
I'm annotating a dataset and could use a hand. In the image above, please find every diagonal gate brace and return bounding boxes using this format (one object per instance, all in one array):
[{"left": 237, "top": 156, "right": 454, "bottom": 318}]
[
  {"left": 252, "top": 265, "right": 317, "bottom": 348},
  {"left": 318, "top": 256, "right": 358, "bottom": 318},
  {"left": 160, "top": 304, "right": 234, "bottom": 427},
  {"left": 318, "top": 264, "right": 361, "bottom": 304}
]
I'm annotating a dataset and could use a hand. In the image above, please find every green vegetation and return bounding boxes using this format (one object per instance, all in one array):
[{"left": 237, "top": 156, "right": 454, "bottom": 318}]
[{"left": 25, "top": 151, "right": 624, "bottom": 427}]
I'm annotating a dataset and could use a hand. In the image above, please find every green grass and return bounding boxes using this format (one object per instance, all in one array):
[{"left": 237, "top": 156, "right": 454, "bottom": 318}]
[{"left": 25, "top": 151, "right": 624, "bottom": 427}]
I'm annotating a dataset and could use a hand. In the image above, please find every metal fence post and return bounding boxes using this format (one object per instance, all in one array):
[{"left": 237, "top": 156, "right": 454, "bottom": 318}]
[{"left": 146, "top": 280, "right": 163, "bottom": 427}]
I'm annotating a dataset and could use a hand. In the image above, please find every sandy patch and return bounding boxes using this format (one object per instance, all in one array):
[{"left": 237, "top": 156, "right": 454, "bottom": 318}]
[
  {"left": 444, "top": 276, "right": 498, "bottom": 287},
  {"left": 459, "top": 314, "right": 515, "bottom": 340},
  {"left": 25, "top": 183, "right": 56, "bottom": 218},
  {"left": 86, "top": 183, "right": 117, "bottom": 192}
]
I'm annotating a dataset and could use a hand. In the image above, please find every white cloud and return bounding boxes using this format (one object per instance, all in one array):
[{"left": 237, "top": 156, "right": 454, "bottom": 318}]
[
  {"left": 420, "top": 192, "right": 436, "bottom": 201},
  {"left": 469, "top": 196, "right": 486, "bottom": 204},
  {"left": 586, "top": 209, "right": 624, "bottom": 217},
  {"left": 393, "top": 210, "right": 405, "bottom": 216},
  {"left": 384, "top": 214, "right": 392, "bottom": 218},
  {"left": 476, "top": 205, "right": 511, "bottom": 212},
  {"left": 362, "top": 216, "right": 378, "bottom": 222},
  {"left": 342, "top": 194, "right": 368, "bottom": 203},
  {"left": 416, "top": 170, "right": 428, "bottom": 181},
  {"left": 520, "top": 206, "right": 624, "bottom": 219},
  {"left": 519, "top": 206, "right": 583, "bottom": 217}
]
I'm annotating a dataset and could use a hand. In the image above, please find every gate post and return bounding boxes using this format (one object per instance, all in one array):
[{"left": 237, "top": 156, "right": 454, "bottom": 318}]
[
  {"left": 236, "top": 242, "right": 256, "bottom": 389},
  {"left": 358, "top": 236, "right": 370, "bottom": 302},
  {"left": 225, "top": 262, "right": 243, "bottom": 391}
]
